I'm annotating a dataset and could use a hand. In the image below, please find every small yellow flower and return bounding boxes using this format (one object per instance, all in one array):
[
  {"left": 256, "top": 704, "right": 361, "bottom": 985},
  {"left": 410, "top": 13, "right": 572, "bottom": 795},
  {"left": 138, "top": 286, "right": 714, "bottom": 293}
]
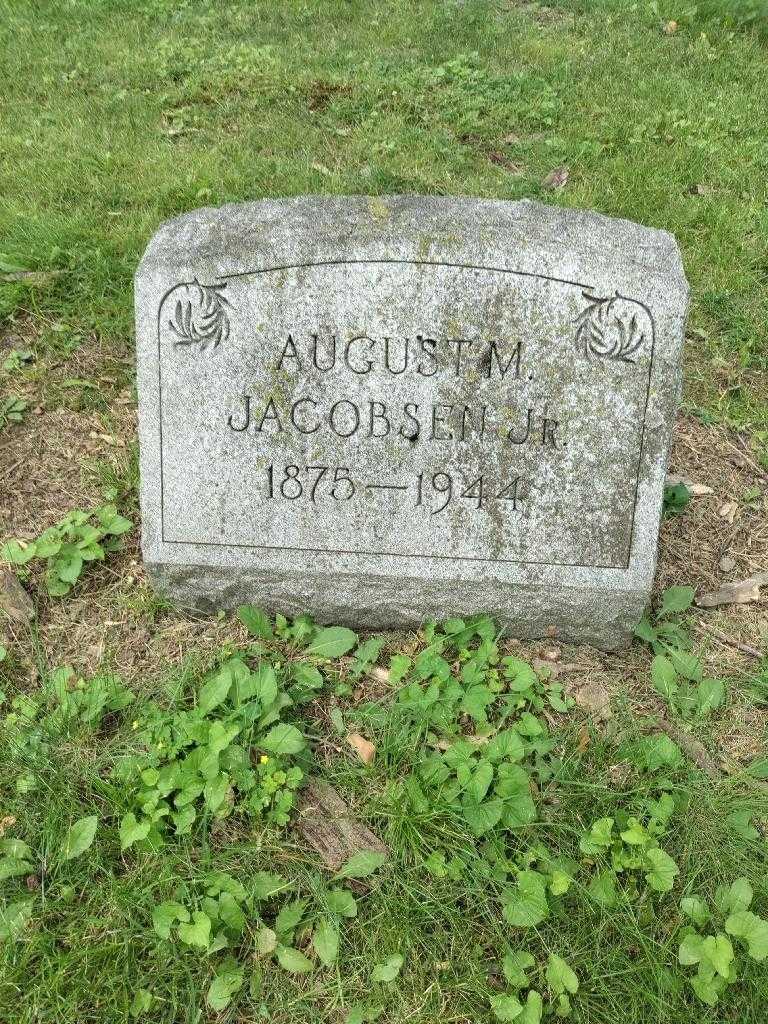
[
  {"left": 259, "top": 755, "right": 270, "bottom": 764},
  {"left": 132, "top": 720, "right": 139, "bottom": 730}
]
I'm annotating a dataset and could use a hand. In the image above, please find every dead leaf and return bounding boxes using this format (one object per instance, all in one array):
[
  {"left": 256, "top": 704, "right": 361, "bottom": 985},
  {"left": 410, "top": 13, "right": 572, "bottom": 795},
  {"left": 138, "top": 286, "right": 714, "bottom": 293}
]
[
  {"left": 0, "top": 570, "right": 35, "bottom": 628},
  {"left": 718, "top": 501, "right": 738, "bottom": 524},
  {"left": 696, "top": 572, "right": 768, "bottom": 608},
  {"left": 346, "top": 733, "right": 376, "bottom": 764},
  {"left": 663, "top": 19, "right": 678, "bottom": 34},
  {"left": 569, "top": 678, "right": 613, "bottom": 721},
  {"left": 368, "top": 666, "right": 390, "bottom": 685},
  {"left": 665, "top": 473, "right": 714, "bottom": 496},
  {"left": 542, "top": 165, "right": 569, "bottom": 190},
  {"left": 540, "top": 645, "right": 562, "bottom": 663},
  {"left": 0, "top": 816, "right": 17, "bottom": 838}
]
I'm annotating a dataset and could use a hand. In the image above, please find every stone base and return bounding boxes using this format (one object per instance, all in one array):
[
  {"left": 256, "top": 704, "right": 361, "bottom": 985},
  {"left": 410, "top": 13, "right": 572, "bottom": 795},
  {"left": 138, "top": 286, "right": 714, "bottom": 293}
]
[{"left": 147, "top": 561, "right": 647, "bottom": 650}]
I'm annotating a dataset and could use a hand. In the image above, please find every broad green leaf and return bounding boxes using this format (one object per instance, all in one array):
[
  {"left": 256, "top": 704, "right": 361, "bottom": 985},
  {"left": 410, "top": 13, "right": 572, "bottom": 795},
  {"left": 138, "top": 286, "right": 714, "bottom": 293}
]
[
  {"left": 152, "top": 901, "right": 190, "bottom": 939},
  {"left": 503, "top": 871, "right": 549, "bottom": 927},
  {"left": 518, "top": 989, "right": 543, "bottom": 1024},
  {"left": 726, "top": 911, "right": 768, "bottom": 961},
  {"left": 579, "top": 817, "right": 614, "bottom": 855},
  {"left": 172, "top": 805, "right": 196, "bottom": 835},
  {"left": 313, "top": 917, "right": 339, "bottom": 965},
  {"left": 276, "top": 945, "right": 314, "bottom": 973},
  {"left": 0, "top": 839, "right": 32, "bottom": 860},
  {"left": 1, "top": 540, "right": 37, "bottom": 565},
  {"left": 546, "top": 954, "right": 579, "bottom": 996},
  {"left": 700, "top": 934, "right": 733, "bottom": 977},
  {"left": 305, "top": 626, "right": 358, "bottom": 659},
  {"left": 650, "top": 655, "right": 678, "bottom": 700},
  {"left": 678, "top": 933, "right": 704, "bottom": 965},
  {"left": 463, "top": 797, "right": 503, "bottom": 837},
  {"left": 260, "top": 723, "right": 306, "bottom": 755},
  {"left": 549, "top": 869, "right": 573, "bottom": 896},
  {"left": 218, "top": 892, "right": 246, "bottom": 933},
  {"left": 207, "top": 720, "right": 241, "bottom": 756},
  {"left": 207, "top": 962, "right": 244, "bottom": 1010},
  {"left": 252, "top": 871, "right": 289, "bottom": 901},
  {"left": 696, "top": 678, "right": 725, "bottom": 715},
  {"left": 119, "top": 813, "right": 150, "bottom": 851},
  {"left": 465, "top": 760, "right": 494, "bottom": 803},
  {"left": 0, "top": 857, "right": 33, "bottom": 881},
  {"left": 502, "top": 950, "right": 535, "bottom": 988},
  {"left": 489, "top": 993, "right": 523, "bottom": 1021},
  {"left": 588, "top": 869, "right": 617, "bottom": 908},
  {"left": 657, "top": 586, "right": 695, "bottom": 618},
  {"left": 388, "top": 654, "right": 412, "bottom": 683},
  {"left": 178, "top": 910, "right": 211, "bottom": 948},
  {"left": 493, "top": 995, "right": 524, "bottom": 1019},
  {"left": 724, "top": 810, "right": 759, "bottom": 841},
  {"left": 0, "top": 899, "right": 34, "bottom": 942},
  {"left": 275, "top": 898, "right": 308, "bottom": 941},
  {"left": 722, "top": 877, "right": 753, "bottom": 914},
  {"left": 620, "top": 817, "right": 649, "bottom": 846},
  {"left": 371, "top": 953, "right": 403, "bottom": 983},
  {"left": 326, "top": 888, "right": 358, "bottom": 917},
  {"left": 129, "top": 989, "right": 153, "bottom": 1018},
  {"left": 487, "top": 729, "right": 525, "bottom": 763},
  {"left": 643, "top": 847, "right": 679, "bottom": 892},
  {"left": 237, "top": 604, "right": 273, "bottom": 639},
  {"left": 198, "top": 671, "right": 231, "bottom": 715},
  {"left": 462, "top": 684, "right": 494, "bottom": 722},
  {"left": 291, "top": 662, "right": 323, "bottom": 693},
  {"left": 690, "top": 972, "right": 724, "bottom": 1007},
  {"left": 669, "top": 649, "right": 703, "bottom": 683},
  {"left": 503, "top": 658, "right": 538, "bottom": 691},
  {"left": 203, "top": 773, "right": 229, "bottom": 813},
  {"left": 681, "top": 896, "right": 710, "bottom": 928},
  {"left": 334, "top": 850, "right": 387, "bottom": 879},
  {"left": 497, "top": 765, "right": 536, "bottom": 828}
]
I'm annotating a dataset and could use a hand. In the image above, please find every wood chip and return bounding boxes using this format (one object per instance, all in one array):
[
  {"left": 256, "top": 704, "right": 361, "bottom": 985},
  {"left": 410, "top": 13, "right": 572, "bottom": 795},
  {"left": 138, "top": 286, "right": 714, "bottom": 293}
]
[
  {"left": 294, "top": 779, "right": 388, "bottom": 873},
  {"left": 696, "top": 571, "right": 768, "bottom": 608},
  {"left": 346, "top": 733, "right": 376, "bottom": 764}
]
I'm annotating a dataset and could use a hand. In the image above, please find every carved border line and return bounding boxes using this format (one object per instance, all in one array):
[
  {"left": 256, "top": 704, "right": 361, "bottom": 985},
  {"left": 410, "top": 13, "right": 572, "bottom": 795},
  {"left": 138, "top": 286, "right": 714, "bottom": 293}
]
[{"left": 155, "top": 259, "right": 656, "bottom": 570}]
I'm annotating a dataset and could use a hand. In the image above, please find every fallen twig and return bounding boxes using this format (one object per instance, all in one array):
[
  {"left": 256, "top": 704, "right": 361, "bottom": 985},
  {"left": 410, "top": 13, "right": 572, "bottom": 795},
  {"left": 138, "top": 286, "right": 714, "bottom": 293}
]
[{"left": 694, "top": 620, "right": 764, "bottom": 660}]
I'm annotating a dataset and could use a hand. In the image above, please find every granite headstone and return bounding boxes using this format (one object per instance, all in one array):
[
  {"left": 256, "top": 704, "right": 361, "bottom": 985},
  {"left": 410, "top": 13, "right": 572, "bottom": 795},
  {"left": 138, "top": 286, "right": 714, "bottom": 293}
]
[{"left": 135, "top": 197, "right": 688, "bottom": 648}]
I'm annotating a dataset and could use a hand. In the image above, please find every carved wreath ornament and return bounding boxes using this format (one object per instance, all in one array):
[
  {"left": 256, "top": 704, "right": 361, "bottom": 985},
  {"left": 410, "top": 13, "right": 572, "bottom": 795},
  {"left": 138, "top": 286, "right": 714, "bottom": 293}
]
[
  {"left": 167, "top": 279, "right": 230, "bottom": 351},
  {"left": 574, "top": 291, "right": 651, "bottom": 363}
]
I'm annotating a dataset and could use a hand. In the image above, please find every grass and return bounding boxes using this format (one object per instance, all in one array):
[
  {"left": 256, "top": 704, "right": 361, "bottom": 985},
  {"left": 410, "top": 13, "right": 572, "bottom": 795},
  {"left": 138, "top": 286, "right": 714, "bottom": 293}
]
[
  {"left": 1, "top": 603, "right": 767, "bottom": 1023},
  {"left": 2, "top": 0, "right": 768, "bottom": 1021}
]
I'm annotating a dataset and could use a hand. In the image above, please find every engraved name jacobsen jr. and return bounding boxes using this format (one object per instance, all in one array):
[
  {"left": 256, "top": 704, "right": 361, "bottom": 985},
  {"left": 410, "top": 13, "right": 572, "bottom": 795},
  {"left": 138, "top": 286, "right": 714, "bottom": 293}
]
[{"left": 227, "top": 333, "right": 562, "bottom": 447}]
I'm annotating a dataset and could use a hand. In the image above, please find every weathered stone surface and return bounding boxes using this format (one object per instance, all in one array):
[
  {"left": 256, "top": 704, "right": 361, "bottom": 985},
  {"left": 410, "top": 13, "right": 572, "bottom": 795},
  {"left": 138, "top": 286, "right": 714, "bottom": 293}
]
[{"left": 135, "top": 196, "right": 688, "bottom": 648}]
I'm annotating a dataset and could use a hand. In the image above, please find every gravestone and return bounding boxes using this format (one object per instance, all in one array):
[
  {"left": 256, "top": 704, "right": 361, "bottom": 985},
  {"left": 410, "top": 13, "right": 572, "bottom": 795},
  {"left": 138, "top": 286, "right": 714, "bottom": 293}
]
[{"left": 135, "top": 197, "right": 688, "bottom": 648}]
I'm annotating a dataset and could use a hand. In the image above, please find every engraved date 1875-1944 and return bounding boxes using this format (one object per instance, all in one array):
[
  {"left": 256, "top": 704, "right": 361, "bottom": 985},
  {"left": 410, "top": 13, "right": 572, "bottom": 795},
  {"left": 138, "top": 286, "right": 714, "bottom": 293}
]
[{"left": 265, "top": 464, "right": 523, "bottom": 515}]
